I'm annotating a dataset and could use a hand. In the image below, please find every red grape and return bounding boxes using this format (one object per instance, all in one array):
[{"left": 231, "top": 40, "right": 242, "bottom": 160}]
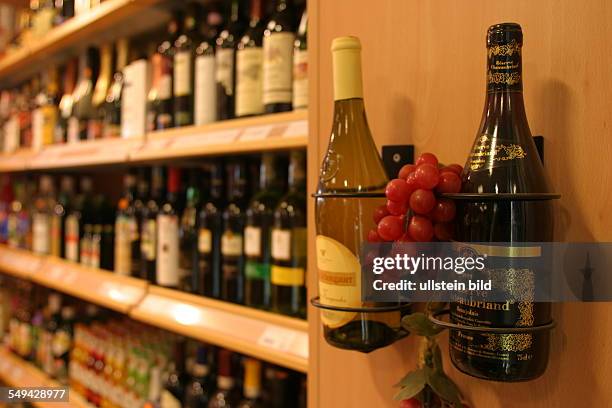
[
  {"left": 405, "top": 172, "right": 419, "bottom": 193},
  {"left": 408, "top": 216, "right": 434, "bottom": 242},
  {"left": 433, "top": 222, "right": 454, "bottom": 241},
  {"left": 415, "top": 152, "right": 439, "bottom": 168},
  {"left": 430, "top": 199, "right": 456, "bottom": 222},
  {"left": 386, "top": 199, "right": 408, "bottom": 216},
  {"left": 367, "top": 229, "right": 382, "bottom": 242},
  {"left": 409, "top": 189, "right": 436, "bottom": 215},
  {"left": 442, "top": 163, "right": 463, "bottom": 175},
  {"left": 373, "top": 205, "right": 389, "bottom": 224},
  {"left": 414, "top": 164, "right": 440, "bottom": 189},
  {"left": 385, "top": 178, "right": 412, "bottom": 203},
  {"left": 436, "top": 171, "right": 462, "bottom": 194},
  {"left": 398, "top": 164, "right": 416, "bottom": 180},
  {"left": 377, "top": 215, "right": 404, "bottom": 241}
]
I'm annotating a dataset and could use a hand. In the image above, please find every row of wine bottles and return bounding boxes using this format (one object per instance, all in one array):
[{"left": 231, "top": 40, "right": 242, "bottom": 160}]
[
  {"left": 0, "top": 150, "right": 307, "bottom": 318},
  {"left": 0, "top": 277, "right": 306, "bottom": 408},
  {"left": 0, "top": 0, "right": 308, "bottom": 153}
]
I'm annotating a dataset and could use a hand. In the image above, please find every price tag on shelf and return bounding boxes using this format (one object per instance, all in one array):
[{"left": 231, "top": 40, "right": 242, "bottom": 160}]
[
  {"left": 257, "top": 326, "right": 297, "bottom": 352},
  {"left": 282, "top": 120, "right": 308, "bottom": 138},
  {"left": 239, "top": 125, "right": 275, "bottom": 141}
]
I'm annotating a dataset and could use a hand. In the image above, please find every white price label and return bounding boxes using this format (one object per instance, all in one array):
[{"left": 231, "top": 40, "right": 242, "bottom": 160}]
[{"left": 257, "top": 326, "right": 297, "bottom": 352}]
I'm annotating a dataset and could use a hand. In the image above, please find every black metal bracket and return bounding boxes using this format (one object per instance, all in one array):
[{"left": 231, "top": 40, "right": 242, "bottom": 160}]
[
  {"left": 428, "top": 309, "right": 557, "bottom": 334},
  {"left": 310, "top": 296, "right": 412, "bottom": 313}
]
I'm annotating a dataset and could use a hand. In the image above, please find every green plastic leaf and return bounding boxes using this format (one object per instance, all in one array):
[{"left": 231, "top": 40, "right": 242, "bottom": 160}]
[
  {"left": 427, "top": 370, "right": 463, "bottom": 407},
  {"left": 401, "top": 312, "right": 444, "bottom": 337},
  {"left": 393, "top": 368, "right": 427, "bottom": 400}
]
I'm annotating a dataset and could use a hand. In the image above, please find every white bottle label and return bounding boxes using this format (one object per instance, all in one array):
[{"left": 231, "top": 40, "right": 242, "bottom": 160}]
[
  {"left": 174, "top": 51, "right": 192, "bottom": 97},
  {"left": 122, "top": 60, "right": 149, "bottom": 139},
  {"left": 263, "top": 32, "right": 295, "bottom": 105},
  {"left": 32, "top": 213, "right": 50, "bottom": 254},
  {"left": 215, "top": 48, "right": 235, "bottom": 96},
  {"left": 236, "top": 47, "right": 264, "bottom": 117},
  {"left": 114, "top": 216, "right": 132, "bottom": 275},
  {"left": 65, "top": 215, "right": 79, "bottom": 262},
  {"left": 292, "top": 49, "right": 308, "bottom": 109},
  {"left": 221, "top": 232, "right": 242, "bottom": 256},
  {"left": 159, "top": 74, "right": 172, "bottom": 100},
  {"left": 271, "top": 228, "right": 291, "bottom": 261},
  {"left": 244, "top": 226, "right": 261, "bottom": 257},
  {"left": 140, "top": 219, "right": 156, "bottom": 261},
  {"left": 198, "top": 228, "right": 212, "bottom": 254},
  {"left": 156, "top": 214, "right": 179, "bottom": 286},
  {"left": 195, "top": 54, "right": 217, "bottom": 125}
]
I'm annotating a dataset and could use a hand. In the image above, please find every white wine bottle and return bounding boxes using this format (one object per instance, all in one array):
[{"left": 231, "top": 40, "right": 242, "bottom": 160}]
[{"left": 315, "top": 36, "right": 400, "bottom": 352}]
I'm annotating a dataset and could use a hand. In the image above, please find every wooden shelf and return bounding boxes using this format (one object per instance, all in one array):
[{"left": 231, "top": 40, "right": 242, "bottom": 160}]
[
  {"left": 130, "top": 286, "right": 309, "bottom": 373},
  {"left": 0, "top": 0, "right": 168, "bottom": 86},
  {"left": 33, "top": 256, "right": 148, "bottom": 314},
  {"left": 0, "top": 149, "right": 36, "bottom": 172},
  {"left": 0, "top": 246, "right": 309, "bottom": 373},
  {"left": 130, "top": 110, "right": 308, "bottom": 162},
  {"left": 0, "top": 347, "right": 90, "bottom": 408}
]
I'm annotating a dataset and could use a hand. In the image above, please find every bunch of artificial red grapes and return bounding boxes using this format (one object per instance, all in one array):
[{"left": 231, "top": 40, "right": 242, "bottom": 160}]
[{"left": 369, "top": 153, "right": 463, "bottom": 243}]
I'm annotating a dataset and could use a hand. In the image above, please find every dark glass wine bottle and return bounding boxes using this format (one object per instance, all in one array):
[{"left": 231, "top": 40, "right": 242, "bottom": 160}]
[
  {"left": 315, "top": 36, "right": 400, "bottom": 352},
  {"left": 173, "top": 4, "right": 200, "bottom": 127},
  {"left": 141, "top": 166, "right": 164, "bottom": 283},
  {"left": 449, "top": 23, "right": 554, "bottom": 382},
  {"left": 161, "top": 339, "right": 188, "bottom": 407},
  {"left": 196, "top": 161, "right": 224, "bottom": 298},
  {"left": 244, "top": 153, "right": 282, "bottom": 309},
  {"left": 64, "top": 176, "right": 93, "bottom": 263},
  {"left": 114, "top": 172, "right": 138, "bottom": 276},
  {"left": 157, "top": 167, "right": 182, "bottom": 289},
  {"left": 179, "top": 169, "right": 200, "bottom": 293},
  {"left": 271, "top": 150, "right": 306, "bottom": 318},
  {"left": 215, "top": 0, "right": 248, "bottom": 120},
  {"left": 89, "top": 42, "right": 112, "bottom": 140},
  {"left": 220, "top": 162, "right": 248, "bottom": 304},
  {"left": 57, "top": 58, "right": 77, "bottom": 144},
  {"left": 235, "top": 0, "right": 265, "bottom": 118},
  {"left": 103, "top": 38, "right": 128, "bottom": 139},
  {"left": 208, "top": 349, "right": 240, "bottom": 408},
  {"left": 50, "top": 176, "right": 73, "bottom": 258},
  {"left": 262, "top": 0, "right": 296, "bottom": 113},
  {"left": 70, "top": 47, "right": 99, "bottom": 142},
  {"left": 184, "top": 345, "right": 213, "bottom": 408}
]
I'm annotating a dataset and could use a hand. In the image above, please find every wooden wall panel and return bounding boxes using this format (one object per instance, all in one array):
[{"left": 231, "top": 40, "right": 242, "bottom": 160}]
[{"left": 307, "top": 1, "right": 612, "bottom": 407}]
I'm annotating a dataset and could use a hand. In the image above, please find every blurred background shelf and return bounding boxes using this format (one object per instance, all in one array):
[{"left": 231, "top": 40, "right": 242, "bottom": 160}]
[{"left": 0, "top": 347, "right": 90, "bottom": 408}]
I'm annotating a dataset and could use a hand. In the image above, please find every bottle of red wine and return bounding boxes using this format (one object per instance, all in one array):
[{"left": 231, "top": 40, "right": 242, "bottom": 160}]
[
  {"left": 161, "top": 339, "right": 188, "bottom": 407},
  {"left": 183, "top": 345, "right": 213, "bottom": 407},
  {"left": 179, "top": 168, "right": 200, "bottom": 292},
  {"left": 449, "top": 23, "right": 554, "bottom": 382},
  {"left": 215, "top": 0, "right": 248, "bottom": 120},
  {"left": 141, "top": 166, "right": 164, "bottom": 283},
  {"left": 208, "top": 349, "right": 240, "bottom": 408},
  {"left": 196, "top": 161, "right": 225, "bottom": 298},
  {"left": 262, "top": 0, "right": 296, "bottom": 113},
  {"left": 156, "top": 167, "right": 182, "bottom": 289},
  {"left": 221, "top": 162, "right": 247, "bottom": 304}
]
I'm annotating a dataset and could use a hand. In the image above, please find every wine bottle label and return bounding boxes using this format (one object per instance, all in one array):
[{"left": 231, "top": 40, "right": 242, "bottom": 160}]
[
  {"left": 156, "top": 214, "right": 179, "bottom": 287},
  {"left": 67, "top": 117, "right": 80, "bottom": 143},
  {"left": 49, "top": 215, "right": 61, "bottom": 257},
  {"left": 271, "top": 228, "right": 291, "bottom": 261},
  {"left": 236, "top": 47, "right": 264, "bottom": 117},
  {"left": 80, "top": 235, "right": 91, "bottom": 267},
  {"left": 244, "top": 226, "right": 262, "bottom": 257},
  {"left": 195, "top": 54, "right": 217, "bottom": 125},
  {"left": 64, "top": 215, "right": 79, "bottom": 262},
  {"left": 271, "top": 265, "right": 304, "bottom": 286},
  {"left": 90, "top": 235, "right": 100, "bottom": 269},
  {"left": 316, "top": 235, "right": 361, "bottom": 328},
  {"left": 221, "top": 231, "right": 242, "bottom": 256},
  {"left": 140, "top": 219, "right": 157, "bottom": 261},
  {"left": 245, "top": 261, "right": 269, "bottom": 280},
  {"left": 115, "top": 215, "right": 132, "bottom": 275},
  {"left": 469, "top": 134, "right": 527, "bottom": 172},
  {"left": 263, "top": 32, "right": 295, "bottom": 105},
  {"left": 292, "top": 49, "right": 308, "bottom": 109},
  {"left": 198, "top": 228, "right": 212, "bottom": 254},
  {"left": 32, "top": 213, "right": 50, "bottom": 254},
  {"left": 487, "top": 39, "right": 522, "bottom": 92},
  {"left": 160, "top": 390, "right": 182, "bottom": 408},
  {"left": 159, "top": 73, "right": 172, "bottom": 100},
  {"left": 174, "top": 51, "right": 193, "bottom": 97},
  {"left": 215, "top": 48, "right": 235, "bottom": 96}
]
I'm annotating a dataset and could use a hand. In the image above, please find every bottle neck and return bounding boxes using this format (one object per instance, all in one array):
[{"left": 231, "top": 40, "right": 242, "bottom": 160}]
[
  {"left": 249, "top": 0, "right": 262, "bottom": 23},
  {"left": 115, "top": 39, "right": 129, "bottom": 72},
  {"left": 332, "top": 44, "right": 363, "bottom": 101},
  {"left": 259, "top": 155, "right": 276, "bottom": 190},
  {"left": 288, "top": 153, "right": 305, "bottom": 192},
  {"left": 486, "top": 40, "right": 522, "bottom": 93}
]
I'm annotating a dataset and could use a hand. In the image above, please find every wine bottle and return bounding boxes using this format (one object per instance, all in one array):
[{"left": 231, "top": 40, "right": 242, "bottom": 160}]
[
  {"left": 141, "top": 166, "right": 163, "bottom": 283},
  {"left": 157, "top": 167, "right": 181, "bottom": 289},
  {"left": 263, "top": 366, "right": 300, "bottom": 408},
  {"left": 173, "top": 4, "right": 200, "bottom": 127},
  {"left": 194, "top": 6, "right": 223, "bottom": 126},
  {"left": 114, "top": 173, "right": 138, "bottom": 276},
  {"left": 238, "top": 358, "right": 263, "bottom": 408},
  {"left": 449, "top": 23, "right": 554, "bottom": 382},
  {"left": 70, "top": 47, "right": 99, "bottom": 142},
  {"left": 103, "top": 38, "right": 128, "bottom": 139},
  {"left": 208, "top": 349, "right": 240, "bottom": 408},
  {"left": 33, "top": 66, "right": 59, "bottom": 148},
  {"left": 148, "top": 15, "right": 181, "bottom": 131},
  {"left": 315, "top": 36, "right": 400, "bottom": 352},
  {"left": 54, "top": 0, "right": 74, "bottom": 25},
  {"left": 221, "top": 162, "right": 247, "bottom": 304},
  {"left": 161, "top": 340, "right": 188, "bottom": 408},
  {"left": 184, "top": 345, "right": 213, "bottom": 408},
  {"left": 244, "top": 153, "right": 283, "bottom": 309},
  {"left": 57, "top": 58, "right": 77, "bottom": 144},
  {"left": 235, "top": 0, "right": 265, "bottom": 117},
  {"left": 179, "top": 168, "right": 200, "bottom": 292},
  {"left": 52, "top": 305, "right": 74, "bottom": 384},
  {"left": 31, "top": 175, "right": 54, "bottom": 255},
  {"left": 215, "top": 0, "right": 248, "bottom": 120},
  {"left": 41, "top": 293, "right": 61, "bottom": 376},
  {"left": 196, "top": 162, "right": 224, "bottom": 298},
  {"left": 292, "top": 8, "right": 307, "bottom": 109},
  {"left": 64, "top": 176, "right": 93, "bottom": 263},
  {"left": 271, "top": 150, "right": 306, "bottom": 318},
  {"left": 50, "top": 176, "right": 73, "bottom": 258},
  {"left": 89, "top": 43, "right": 112, "bottom": 140},
  {"left": 262, "top": 0, "right": 295, "bottom": 113}
]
